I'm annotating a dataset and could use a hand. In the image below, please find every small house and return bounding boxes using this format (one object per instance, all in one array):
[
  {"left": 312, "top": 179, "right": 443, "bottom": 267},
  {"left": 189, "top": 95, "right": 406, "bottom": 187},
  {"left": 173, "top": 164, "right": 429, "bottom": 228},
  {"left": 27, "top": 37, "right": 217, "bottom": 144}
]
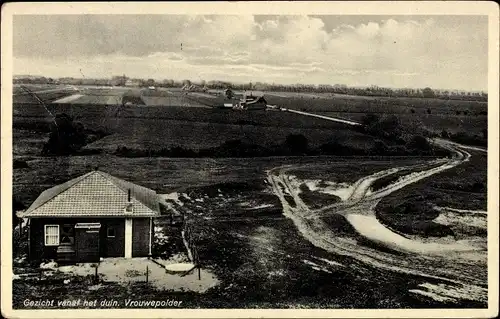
[
  {"left": 239, "top": 93, "right": 267, "bottom": 110},
  {"left": 18, "top": 170, "right": 161, "bottom": 264}
]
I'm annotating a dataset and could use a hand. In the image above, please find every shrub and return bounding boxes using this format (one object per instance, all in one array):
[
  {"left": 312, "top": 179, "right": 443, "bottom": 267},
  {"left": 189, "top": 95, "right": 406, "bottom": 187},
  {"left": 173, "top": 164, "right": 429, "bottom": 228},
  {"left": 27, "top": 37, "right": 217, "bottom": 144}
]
[
  {"left": 41, "top": 113, "right": 88, "bottom": 155},
  {"left": 407, "top": 135, "right": 432, "bottom": 153},
  {"left": 284, "top": 134, "right": 309, "bottom": 155},
  {"left": 13, "top": 197, "right": 25, "bottom": 228},
  {"left": 361, "top": 113, "right": 380, "bottom": 127}
]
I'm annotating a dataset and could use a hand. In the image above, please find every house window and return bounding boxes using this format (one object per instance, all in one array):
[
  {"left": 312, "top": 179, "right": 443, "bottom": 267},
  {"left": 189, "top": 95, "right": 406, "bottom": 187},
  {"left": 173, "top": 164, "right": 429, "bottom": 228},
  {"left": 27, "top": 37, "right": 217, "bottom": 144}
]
[
  {"left": 107, "top": 227, "right": 116, "bottom": 238},
  {"left": 44, "top": 225, "right": 59, "bottom": 246}
]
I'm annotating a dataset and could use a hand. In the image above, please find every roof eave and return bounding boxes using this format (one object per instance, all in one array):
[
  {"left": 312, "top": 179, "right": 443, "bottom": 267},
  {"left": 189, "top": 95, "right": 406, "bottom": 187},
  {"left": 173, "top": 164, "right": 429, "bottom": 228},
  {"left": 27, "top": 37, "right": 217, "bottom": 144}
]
[{"left": 23, "top": 214, "right": 160, "bottom": 218}]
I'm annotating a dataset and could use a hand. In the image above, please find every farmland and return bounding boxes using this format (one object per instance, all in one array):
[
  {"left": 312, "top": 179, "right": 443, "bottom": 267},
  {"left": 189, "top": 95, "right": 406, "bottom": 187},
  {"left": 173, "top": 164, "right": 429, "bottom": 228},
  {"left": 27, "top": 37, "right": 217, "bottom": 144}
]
[
  {"left": 13, "top": 83, "right": 488, "bottom": 139},
  {"left": 182, "top": 89, "right": 487, "bottom": 137},
  {"left": 13, "top": 96, "right": 384, "bottom": 157}
]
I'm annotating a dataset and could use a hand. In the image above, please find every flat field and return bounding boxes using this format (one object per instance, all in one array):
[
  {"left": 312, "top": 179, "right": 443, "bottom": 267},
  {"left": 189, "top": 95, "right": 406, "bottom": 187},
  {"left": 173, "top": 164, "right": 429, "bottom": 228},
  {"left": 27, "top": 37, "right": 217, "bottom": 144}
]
[
  {"left": 13, "top": 102, "right": 380, "bottom": 154},
  {"left": 181, "top": 90, "right": 488, "bottom": 136}
]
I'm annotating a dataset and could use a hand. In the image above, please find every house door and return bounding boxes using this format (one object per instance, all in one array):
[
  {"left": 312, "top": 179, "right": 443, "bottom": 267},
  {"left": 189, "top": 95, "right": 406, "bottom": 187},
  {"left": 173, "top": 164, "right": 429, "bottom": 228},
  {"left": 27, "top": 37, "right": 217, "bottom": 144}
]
[{"left": 75, "top": 223, "right": 101, "bottom": 262}]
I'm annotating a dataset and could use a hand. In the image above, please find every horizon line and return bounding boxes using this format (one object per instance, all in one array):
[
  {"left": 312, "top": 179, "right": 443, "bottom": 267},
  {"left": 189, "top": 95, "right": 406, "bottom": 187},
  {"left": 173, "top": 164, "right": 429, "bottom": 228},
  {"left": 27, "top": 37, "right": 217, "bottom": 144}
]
[{"left": 12, "top": 74, "right": 488, "bottom": 93}]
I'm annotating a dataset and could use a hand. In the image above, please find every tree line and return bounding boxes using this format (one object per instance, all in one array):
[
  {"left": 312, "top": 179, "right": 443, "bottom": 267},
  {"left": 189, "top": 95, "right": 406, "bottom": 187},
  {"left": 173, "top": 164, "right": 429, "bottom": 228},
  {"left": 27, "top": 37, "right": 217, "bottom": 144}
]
[{"left": 14, "top": 76, "right": 487, "bottom": 102}]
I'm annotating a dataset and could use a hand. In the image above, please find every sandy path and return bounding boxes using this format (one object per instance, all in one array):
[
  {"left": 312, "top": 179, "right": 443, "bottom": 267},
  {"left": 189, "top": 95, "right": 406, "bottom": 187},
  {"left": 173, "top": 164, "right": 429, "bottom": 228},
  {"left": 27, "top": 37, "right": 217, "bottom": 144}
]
[{"left": 267, "top": 139, "right": 487, "bottom": 303}]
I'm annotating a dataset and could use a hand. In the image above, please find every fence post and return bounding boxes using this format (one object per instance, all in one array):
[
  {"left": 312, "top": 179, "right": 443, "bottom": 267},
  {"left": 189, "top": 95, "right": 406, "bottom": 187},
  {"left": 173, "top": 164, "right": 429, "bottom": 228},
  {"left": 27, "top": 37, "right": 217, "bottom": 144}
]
[
  {"left": 146, "top": 265, "right": 149, "bottom": 283},
  {"left": 94, "top": 264, "right": 98, "bottom": 283}
]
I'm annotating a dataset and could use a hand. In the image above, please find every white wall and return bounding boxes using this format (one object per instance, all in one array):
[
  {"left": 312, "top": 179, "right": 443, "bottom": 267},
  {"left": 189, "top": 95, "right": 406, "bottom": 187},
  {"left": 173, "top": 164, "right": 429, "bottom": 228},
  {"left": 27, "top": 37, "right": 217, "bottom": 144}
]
[{"left": 124, "top": 218, "right": 133, "bottom": 258}]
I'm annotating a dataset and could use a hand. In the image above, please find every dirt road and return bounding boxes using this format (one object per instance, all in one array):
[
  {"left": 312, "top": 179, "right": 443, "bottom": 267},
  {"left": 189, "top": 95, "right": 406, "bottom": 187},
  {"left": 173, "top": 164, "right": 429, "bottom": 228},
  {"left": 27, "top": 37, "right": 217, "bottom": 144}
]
[{"left": 267, "top": 139, "right": 487, "bottom": 304}]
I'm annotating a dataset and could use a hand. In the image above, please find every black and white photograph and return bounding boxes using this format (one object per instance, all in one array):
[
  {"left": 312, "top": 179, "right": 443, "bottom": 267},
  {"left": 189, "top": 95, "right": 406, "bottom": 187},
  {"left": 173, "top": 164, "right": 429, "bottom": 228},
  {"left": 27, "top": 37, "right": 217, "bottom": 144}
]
[{"left": 1, "top": 2, "right": 498, "bottom": 318}]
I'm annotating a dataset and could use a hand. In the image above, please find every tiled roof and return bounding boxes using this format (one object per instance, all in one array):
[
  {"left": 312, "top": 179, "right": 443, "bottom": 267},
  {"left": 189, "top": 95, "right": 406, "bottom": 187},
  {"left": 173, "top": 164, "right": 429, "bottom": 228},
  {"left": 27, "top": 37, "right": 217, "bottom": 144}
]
[{"left": 21, "top": 171, "right": 160, "bottom": 218}]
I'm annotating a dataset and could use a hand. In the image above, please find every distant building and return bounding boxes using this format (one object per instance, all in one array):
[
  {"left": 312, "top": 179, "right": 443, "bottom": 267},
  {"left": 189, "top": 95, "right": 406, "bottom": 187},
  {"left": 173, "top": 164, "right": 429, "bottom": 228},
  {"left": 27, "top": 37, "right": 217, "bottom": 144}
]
[{"left": 238, "top": 93, "right": 267, "bottom": 110}]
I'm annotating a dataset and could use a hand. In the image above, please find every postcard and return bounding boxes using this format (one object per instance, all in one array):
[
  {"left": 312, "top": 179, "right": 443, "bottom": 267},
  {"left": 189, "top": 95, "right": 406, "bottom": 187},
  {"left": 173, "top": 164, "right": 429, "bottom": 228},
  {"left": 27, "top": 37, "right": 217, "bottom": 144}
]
[{"left": 1, "top": 2, "right": 498, "bottom": 318}]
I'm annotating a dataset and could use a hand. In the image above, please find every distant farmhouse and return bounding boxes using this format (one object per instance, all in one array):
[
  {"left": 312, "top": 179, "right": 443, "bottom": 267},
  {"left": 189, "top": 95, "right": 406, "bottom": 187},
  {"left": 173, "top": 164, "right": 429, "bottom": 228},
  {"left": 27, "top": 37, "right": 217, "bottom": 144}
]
[
  {"left": 18, "top": 170, "right": 161, "bottom": 264},
  {"left": 219, "top": 91, "right": 268, "bottom": 110},
  {"left": 238, "top": 93, "right": 267, "bottom": 110}
]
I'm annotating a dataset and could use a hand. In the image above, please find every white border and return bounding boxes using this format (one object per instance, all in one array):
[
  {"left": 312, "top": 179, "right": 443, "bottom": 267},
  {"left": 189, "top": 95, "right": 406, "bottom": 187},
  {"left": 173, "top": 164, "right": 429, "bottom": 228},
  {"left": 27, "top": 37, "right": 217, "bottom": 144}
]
[{"left": 1, "top": 2, "right": 499, "bottom": 318}]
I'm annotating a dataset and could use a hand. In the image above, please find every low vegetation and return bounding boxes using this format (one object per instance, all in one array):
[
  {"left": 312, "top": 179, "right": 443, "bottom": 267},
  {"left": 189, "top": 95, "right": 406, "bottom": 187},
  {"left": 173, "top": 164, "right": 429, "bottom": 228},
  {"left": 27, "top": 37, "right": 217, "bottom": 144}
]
[
  {"left": 376, "top": 194, "right": 454, "bottom": 237},
  {"left": 375, "top": 150, "right": 487, "bottom": 238},
  {"left": 40, "top": 113, "right": 110, "bottom": 156},
  {"left": 298, "top": 184, "right": 340, "bottom": 209}
]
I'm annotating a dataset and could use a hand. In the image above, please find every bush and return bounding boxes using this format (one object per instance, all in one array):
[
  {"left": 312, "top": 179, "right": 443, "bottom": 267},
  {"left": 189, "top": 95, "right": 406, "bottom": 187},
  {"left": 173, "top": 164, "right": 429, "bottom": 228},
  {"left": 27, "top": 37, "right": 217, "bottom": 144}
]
[
  {"left": 13, "top": 197, "right": 25, "bottom": 228},
  {"left": 361, "top": 113, "right": 380, "bottom": 127},
  {"left": 41, "top": 113, "right": 88, "bottom": 155},
  {"left": 284, "top": 134, "right": 309, "bottom": 155},
  {"left": 407, "top": 135, "right": 432, "bottom": 154}
]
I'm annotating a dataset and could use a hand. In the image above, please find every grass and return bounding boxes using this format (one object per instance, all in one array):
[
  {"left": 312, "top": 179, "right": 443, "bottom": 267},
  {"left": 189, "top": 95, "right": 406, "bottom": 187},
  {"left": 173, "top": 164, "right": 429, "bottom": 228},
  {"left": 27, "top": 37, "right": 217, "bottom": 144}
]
[
  {"left": 317, "top": 112, "right": 487, "bottom": 135},
  {"left": 83, "top": 117, "right": 375, "bottom": 152},
  {"left": 58, "top": 95, "right": 123, "bottom": 105},
  {"left": 13, "top": 154, "right": 363, "bottom": 208},
  {"left": 265, "top": 92, "right": 487, "bottom": 115},
  {"left": 13, "top": 102, "right": 386, "bottom": 157},
  {"left": 369, "top": 161, "right": 448, "bottom": 192},
  {"left": 375, "top": 150, "right": 487, "bottom": 237},
  {"left": 13, "top": 129, "right": 50, "bottom": 158},
  {"left": 287, "top": 158, "right": 429, "bottom": 184},
  {"left": 184, "top": 89, "right": 488, "bottom": 139},
  {"left": 298, "top": 184, "right": 340, "bottom": 209}
]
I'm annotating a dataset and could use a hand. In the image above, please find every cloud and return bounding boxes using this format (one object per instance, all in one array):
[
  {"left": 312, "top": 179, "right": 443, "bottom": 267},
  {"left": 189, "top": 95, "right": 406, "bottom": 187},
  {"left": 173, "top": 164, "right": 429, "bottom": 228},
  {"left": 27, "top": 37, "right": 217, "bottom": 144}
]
[{"left": 13, "top": 15, "right": 488, "bottom": 90}]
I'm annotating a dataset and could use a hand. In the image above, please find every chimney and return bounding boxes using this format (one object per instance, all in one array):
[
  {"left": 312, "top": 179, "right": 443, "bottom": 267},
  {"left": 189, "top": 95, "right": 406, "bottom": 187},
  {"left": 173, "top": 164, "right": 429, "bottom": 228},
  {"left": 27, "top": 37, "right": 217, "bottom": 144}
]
[{"left": 125, "top": 189, "right": 133, "bottom": 214}]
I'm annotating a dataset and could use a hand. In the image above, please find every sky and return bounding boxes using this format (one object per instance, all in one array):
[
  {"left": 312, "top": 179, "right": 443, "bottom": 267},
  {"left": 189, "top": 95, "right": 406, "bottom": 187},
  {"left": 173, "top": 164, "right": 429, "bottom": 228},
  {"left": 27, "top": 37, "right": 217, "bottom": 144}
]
[{"left": 13, "top": 15, "right": 488, "bottom": 91}]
